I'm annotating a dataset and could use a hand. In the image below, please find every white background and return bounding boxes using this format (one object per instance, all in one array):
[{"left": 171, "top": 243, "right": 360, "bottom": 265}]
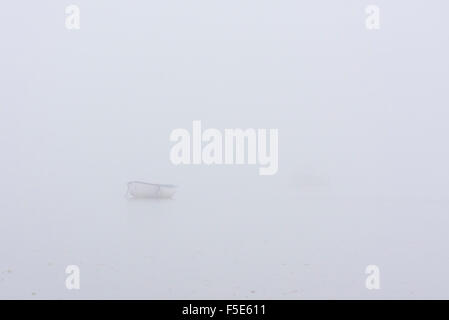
[{"left": 1, "top": 1, "right": 448, "bottom": 299}]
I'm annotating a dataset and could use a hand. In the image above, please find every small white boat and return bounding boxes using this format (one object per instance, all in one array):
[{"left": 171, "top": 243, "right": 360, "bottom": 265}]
[{"left": 126, "top": 181, "right": 177, "bottom": 199}]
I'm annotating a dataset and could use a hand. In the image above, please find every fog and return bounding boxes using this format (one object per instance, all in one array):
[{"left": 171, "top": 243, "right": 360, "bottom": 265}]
[{"left": 1, "top": 1, "right": 449, "bottom": 298}]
